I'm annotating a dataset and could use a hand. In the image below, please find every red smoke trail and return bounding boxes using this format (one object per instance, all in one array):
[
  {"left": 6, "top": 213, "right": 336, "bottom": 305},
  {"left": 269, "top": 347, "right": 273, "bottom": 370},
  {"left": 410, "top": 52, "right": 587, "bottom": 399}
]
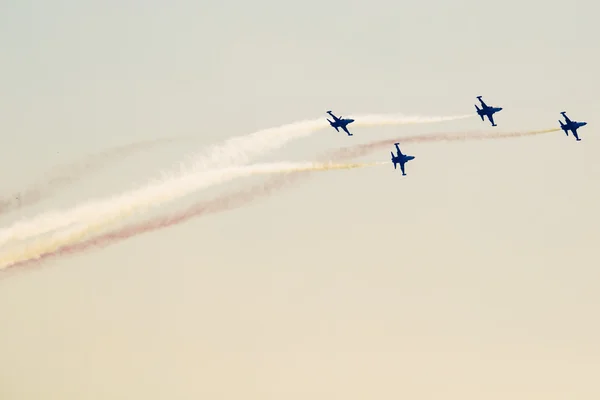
[
  {"left": 0, "top": 129, "right": 558, "bottom": 275},
  {"left": 0, "top": 137, "right": 185, "bottom": 215}
]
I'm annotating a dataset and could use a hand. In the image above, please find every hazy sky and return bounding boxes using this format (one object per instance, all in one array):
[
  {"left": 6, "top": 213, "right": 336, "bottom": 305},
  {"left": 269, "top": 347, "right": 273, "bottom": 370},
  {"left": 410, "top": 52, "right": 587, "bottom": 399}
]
[{"left": 1, "top": 0, "right": 599, "bottom": 398}]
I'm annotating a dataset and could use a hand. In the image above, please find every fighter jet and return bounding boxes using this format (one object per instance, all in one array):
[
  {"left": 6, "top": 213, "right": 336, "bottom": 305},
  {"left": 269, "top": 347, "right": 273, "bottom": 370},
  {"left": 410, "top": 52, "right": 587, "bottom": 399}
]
[
  {"left": 390, "top": 142, "right": 415, "bottom": 176},
  {"left": 326, "top": 110, "right": 355, "bottom": 136},
  {"left": 559, "top": 111, "right": 587, "bottom": 141},
  {"left": 475, "top": 96, "right": 503, "bottom": 127}
]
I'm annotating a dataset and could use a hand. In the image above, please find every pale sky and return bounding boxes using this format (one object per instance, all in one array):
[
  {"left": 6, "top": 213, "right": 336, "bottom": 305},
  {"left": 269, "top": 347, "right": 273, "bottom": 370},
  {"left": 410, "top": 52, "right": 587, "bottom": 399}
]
[{"left": 1, "top": 0, "right": 599, "bottom": 399}]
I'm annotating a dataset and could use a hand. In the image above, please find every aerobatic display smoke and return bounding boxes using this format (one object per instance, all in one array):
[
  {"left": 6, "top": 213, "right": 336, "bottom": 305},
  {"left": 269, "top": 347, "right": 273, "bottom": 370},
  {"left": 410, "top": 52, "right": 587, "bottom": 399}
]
[
  {"left": 0, "top": 113, "right": 469, "bottom": 248},
  {"left": 328, "top": 127, "right": 561, "bottom": 160},
  {"left": 180, "top": 113, "right": 472, "bottom": 170},
  {"left": 0, "top": 137, "right": 184, "bottom": 215},
  {"left": 0, "top": 161, "right": 386, "bottom": 271},
  {"left": 0, "top": 128, "right": 559, "bottom": 273}
]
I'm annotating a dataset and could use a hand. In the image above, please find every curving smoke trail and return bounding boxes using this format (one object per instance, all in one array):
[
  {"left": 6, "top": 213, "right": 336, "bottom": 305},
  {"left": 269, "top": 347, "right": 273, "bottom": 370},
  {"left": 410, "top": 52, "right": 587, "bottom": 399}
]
[
  {"left": 0, "top": 161, "right": 386, "bottom": 271},
  {"left": 0, "top": 128, "right": 559, "bottom": 274},
  {"left": 0, "top": 112, "right": 469, "bottom": 248},
  {"left": 0, "top": 137, "right": 185, "bottom": 215},
  {"left": 181, "top": 113, "right": 473, "bottom": 171}
]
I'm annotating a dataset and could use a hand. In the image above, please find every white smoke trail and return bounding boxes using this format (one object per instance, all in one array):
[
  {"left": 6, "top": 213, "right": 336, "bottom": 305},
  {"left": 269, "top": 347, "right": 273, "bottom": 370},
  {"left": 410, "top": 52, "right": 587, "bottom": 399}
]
[
  {"left": 183, "top": 113, "right": 472, "bottom": 171},
  {"left": 0, "top": 113, "right": 471, "bottom": 248},
  {"left": 0, "top": 136, "right": 186, "bottom": 215},
  {"left": 0, "top": 161, "right": 387, "bottom": 270}
]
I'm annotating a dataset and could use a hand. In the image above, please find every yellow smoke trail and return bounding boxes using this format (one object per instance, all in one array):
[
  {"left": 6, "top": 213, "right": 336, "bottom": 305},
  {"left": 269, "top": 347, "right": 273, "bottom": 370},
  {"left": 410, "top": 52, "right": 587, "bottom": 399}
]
[{"left": 0, "top": 161, "right": 384, "bottom": 270}]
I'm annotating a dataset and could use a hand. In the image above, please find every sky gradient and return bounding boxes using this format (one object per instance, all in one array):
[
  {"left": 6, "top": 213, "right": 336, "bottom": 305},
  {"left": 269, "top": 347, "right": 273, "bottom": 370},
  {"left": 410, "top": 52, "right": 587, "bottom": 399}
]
[{"left": 1, "top": 0, "right": 599, "bottom": 398}]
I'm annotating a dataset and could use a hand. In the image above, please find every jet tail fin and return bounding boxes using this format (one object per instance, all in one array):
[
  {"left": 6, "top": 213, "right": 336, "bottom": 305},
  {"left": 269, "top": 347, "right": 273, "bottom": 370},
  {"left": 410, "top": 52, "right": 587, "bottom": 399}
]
[
  {"left": 327, "top": 119, "right": 339, "bottom": 131},
  {"left": 559, "top": 120, "right": 568, "bottom": 135},
  {"left": 475, "top": 105, "right": 484, "bottom": 120}
]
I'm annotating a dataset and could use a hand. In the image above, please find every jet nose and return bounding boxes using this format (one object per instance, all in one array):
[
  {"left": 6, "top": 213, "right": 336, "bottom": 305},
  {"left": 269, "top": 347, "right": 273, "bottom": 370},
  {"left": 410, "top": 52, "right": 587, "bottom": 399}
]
[
  {"left": 349, "top": 119, "right": 355, "bottom": 123},
  {"left": 498, "top": 107, "right": 503, "bottom": 111},
  {"left": 582, "top": 122, "right": 587, "bottom": 126}
]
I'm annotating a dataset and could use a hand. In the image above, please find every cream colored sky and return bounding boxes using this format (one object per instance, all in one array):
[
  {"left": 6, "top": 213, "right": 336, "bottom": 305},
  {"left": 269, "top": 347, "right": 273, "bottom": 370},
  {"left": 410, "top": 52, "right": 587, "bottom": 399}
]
[{"left": 1, "top": 0, "right": 600, "bottom": 399}]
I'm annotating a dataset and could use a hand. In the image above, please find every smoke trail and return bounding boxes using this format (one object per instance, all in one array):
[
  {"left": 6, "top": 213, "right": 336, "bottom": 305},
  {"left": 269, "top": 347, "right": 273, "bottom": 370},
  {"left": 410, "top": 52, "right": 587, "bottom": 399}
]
[
  {"left": 0, "top": 174, "right": 305, "bottom": 277},
  {"left": 0, "top": 127, "right": 558, "bottom": 274},
  {"left": 183, "top": 113, "right": 472, "bottom": 170},
  {"left": 0, "top": 113, "right": 469, "bottom": 247},
  {"left": 327, "top": 127, "right": 561, "bottom": 160},
  {"left": 0, "top": 161, "right": 385, "bottom": 270},
  {"left": 0, "top": 137, "right": 184, "bottom": 215}
]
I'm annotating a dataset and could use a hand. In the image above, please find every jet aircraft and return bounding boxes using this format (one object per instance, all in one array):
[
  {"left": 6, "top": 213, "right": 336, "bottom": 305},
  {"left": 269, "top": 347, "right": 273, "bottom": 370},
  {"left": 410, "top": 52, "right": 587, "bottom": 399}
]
[
  {"left": 559, "top": 111, "right": 587, "bottom": 141},
  {"left": 390, "top": 142, "right": 415, "bottom": 176},
  {"left": 326, "top": 110, "right": 355, "bottom": 136},
  {"left": 475, "top": 96, "right": 503, "bottom": 127}
]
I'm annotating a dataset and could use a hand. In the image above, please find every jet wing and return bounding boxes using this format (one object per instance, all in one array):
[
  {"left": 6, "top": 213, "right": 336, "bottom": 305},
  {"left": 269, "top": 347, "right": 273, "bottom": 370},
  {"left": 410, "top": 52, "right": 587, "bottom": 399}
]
[
  {"left": 487, "top": 114, "right": 495, "bottom": 126},
  {"left": 478, "top": 98, "right": 489, "bottom": 108},
  {"left": 571, "top": 129, "right": 579, "bottom": 140},
  {"left": 394, "top": 144, "right": 403, "bottom": 156},
  {"left": 400, "top": 162, "right": 405, "bottom": 175},
  {"left": 341, "top": 125, "right": 351, "bottom": 135}
]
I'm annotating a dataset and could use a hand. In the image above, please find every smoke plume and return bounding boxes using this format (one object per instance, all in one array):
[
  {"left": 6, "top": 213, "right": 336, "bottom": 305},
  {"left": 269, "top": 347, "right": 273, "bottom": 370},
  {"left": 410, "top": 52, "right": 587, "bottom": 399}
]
[
  {"left": 0, "top": 113, "right": 467, "bottom": 247},
  {"left": 0, "top": 161, "right": 385, "bottom": 270},
  {"left": 0, "top": 128, "right": 558, "bottom": 273},
  {"left": 0, "top": 137, "right": 184, "bottom": 215}
]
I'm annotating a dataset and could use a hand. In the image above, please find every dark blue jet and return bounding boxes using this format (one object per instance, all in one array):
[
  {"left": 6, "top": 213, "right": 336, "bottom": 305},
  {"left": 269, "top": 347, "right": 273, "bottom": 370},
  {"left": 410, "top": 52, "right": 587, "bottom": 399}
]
[
  {"left": 390, "top": 142, "right": 415, "bottom": 176},
  {"left": 326, "top": 110, "right": 354, "bottom": 136},
  {"left": 475, "top": 96, "right": 503, "bottom": 127},
  {"left": 559, "top": 111, "right": 587, "bottom": 141}
]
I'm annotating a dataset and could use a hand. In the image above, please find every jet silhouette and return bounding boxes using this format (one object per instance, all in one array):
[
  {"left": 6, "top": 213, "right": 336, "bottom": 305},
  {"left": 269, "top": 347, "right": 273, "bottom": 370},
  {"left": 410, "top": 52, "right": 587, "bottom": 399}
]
[
  {"left": 326, "top": 110, "right": 355, "bottom": 136},
  {"left": 475, "top": 96, "right": 503, "bottom": 127},
  {"left": 559, "top": 111, "right": 587, "bottom": 141},
  {"left": 391, "top": 142, "right": 415, "bottom": 176}
]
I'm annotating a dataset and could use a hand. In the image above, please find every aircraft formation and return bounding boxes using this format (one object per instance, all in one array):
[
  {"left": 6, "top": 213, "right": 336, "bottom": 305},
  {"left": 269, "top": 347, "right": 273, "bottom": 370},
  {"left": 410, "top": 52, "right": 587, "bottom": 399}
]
[{"left": 326, "top": 96, "right": 588, "bottom": 176}]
